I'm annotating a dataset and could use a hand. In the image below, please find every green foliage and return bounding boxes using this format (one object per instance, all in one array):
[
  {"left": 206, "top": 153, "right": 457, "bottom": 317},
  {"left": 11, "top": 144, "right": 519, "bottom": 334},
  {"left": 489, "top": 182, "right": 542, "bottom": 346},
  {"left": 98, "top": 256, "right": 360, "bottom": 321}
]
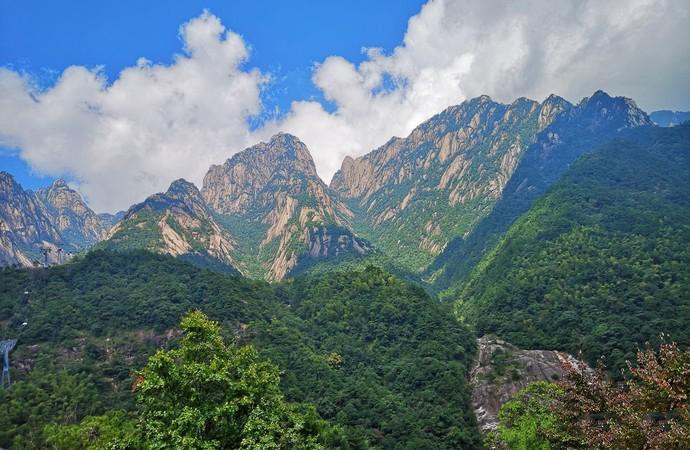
[
  {"left": 492, "top": 341, "right": 690, "bottom": 450},
  {"left": 0, "top": 368, "right": 102, "bottom": 449},
  {"left": 97, "top": 211, "right": 163, "bottom": 253},
  {"left": 135, "top": 311, "right": 324, "bottom": 449},
  {"left": 0, "top": 251, "right": 482, "bottom": 448},
  {"left": 265, "top": 266, "right": 482, "bottom": 449},
  {"left": 213, "top": 213, "right": 270, "bottom": 279},
  {"left": 486, "top": 382, "right": 564, "bottom": 450},
  {"left": 458, "top": 125, "right": 690, "bottom": 372},
  {"left": 43, "top": 410, "right": 138, "bottom": 450}
]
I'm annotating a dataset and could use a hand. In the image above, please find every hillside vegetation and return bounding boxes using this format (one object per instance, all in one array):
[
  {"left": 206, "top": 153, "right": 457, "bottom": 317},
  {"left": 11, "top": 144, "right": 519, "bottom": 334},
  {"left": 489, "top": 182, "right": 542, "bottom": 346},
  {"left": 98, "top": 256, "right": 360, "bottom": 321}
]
[
  {"left": 0, "top": 250, "right": 480, "bottom": 449},
  {"left": 457, "top": 125, "right": 690, "bottom": 371}
]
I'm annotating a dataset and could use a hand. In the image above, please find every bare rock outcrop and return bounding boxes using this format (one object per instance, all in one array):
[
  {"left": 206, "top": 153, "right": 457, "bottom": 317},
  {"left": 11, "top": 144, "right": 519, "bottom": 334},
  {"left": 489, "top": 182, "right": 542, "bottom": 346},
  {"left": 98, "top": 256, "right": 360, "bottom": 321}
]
[
  {"left": 106, "top": 178, "right": 239, "bottom": 273},
  {"left": 470, "top": 336, "right": 579, "bottom": 433}
]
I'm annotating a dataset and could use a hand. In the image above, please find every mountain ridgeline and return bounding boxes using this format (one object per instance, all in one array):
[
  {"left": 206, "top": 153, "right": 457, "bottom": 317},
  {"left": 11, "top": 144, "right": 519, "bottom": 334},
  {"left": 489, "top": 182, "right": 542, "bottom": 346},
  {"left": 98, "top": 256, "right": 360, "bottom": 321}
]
[
  {"left": 1, "top": 91, "right": 656, "bottom": 282},
  {"left": 331, "top": 91, "right": 650, "bottom": 275},
  {"left": 457, "top": 124, "right": 690, "bottom": 372},
  {"left": 0, "top": 174, "right": 119, "bottom": 266},
  {"left": 94, "top": 132, "right": 372, "bottom": 280}
]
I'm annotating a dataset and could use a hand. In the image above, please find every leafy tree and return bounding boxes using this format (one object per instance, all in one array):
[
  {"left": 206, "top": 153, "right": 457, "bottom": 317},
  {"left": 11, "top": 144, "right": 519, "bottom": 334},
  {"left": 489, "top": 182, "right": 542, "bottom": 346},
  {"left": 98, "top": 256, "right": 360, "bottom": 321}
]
[
  {"left": 43, "top": 410, "right": 138, "bottom": 450},
  {"left": 485, "top": 382, "right": 564, "bottom": 450},
  {"left": 492, "top": 340, "right": 690, "bottom": 450},
  {"left": 0, "top": 252, "right": 482, "bottom": 448},
  {"left": 0, "top": 368, "right": 102, "bottom": 449},
  {"left": 556, "top": 340, "right": 690, "bottom": 449},
  {"left": 134, "top": 310, "right": 325, "bottom": 449}
]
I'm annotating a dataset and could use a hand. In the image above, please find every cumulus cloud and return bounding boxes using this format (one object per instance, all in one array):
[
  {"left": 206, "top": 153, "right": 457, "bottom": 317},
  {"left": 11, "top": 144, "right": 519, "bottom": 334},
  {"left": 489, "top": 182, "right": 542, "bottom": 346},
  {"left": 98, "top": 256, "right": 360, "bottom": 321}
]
[
  {"left": 0, "top": 11, "right": 265, "bottom": 212},
  {"left": 273, "top": 0, "right": 690, "bottom": 182},
  {"left": 1, "top": 1, "right": 689, "bottom": 211}
]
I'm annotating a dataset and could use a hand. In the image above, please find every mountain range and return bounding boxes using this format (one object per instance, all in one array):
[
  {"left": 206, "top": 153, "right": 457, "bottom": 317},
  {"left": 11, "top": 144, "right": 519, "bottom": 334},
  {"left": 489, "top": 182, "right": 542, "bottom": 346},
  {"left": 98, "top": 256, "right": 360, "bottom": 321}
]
[{"left": 0, "top": 92, "right": 683, "bottom": 284}]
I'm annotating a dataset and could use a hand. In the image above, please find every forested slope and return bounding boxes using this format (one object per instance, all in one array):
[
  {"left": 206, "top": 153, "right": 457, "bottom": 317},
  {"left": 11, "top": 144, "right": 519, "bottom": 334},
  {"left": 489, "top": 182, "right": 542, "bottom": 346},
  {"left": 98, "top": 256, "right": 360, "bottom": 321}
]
[
  {"left": 0, "top": 250, "right": 480, "bottom": 449},
  {"left": 457, "top": 125, "right": 690, "bottom": 371}
]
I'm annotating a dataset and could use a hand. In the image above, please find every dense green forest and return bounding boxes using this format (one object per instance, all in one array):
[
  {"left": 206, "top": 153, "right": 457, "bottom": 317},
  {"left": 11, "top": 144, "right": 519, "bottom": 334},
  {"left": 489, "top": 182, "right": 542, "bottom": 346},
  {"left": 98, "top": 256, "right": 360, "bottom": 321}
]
[
  {"left": 0, "top": 250, "right": 481, "bottom": 449},
  {"left": 457, "top": 125, "right": 690, "bottom": 372}
]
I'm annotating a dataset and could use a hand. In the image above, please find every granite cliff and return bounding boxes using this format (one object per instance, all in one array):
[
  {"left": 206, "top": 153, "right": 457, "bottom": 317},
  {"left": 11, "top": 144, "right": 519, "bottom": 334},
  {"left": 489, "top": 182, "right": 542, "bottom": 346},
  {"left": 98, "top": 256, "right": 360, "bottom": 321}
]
[
  {"left": 202, "top": 133, "right": 369, "bottom": 280},
  {"left": 0, "top": 173, "right": 116, "bottom": 266}
]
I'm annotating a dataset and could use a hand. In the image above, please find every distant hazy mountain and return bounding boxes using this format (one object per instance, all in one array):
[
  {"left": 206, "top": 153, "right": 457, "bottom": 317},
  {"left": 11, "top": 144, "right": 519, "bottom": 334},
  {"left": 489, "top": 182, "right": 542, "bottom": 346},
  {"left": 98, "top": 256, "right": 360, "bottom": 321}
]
[
  {"left": 650, "top": 110, "right": 690, "bottom": 127},
  {"left": 0, "top": 173, "right": 116, "bottom": 266},
  {"left": 36, "top": 179, "right": 113, "bottom": 247}
]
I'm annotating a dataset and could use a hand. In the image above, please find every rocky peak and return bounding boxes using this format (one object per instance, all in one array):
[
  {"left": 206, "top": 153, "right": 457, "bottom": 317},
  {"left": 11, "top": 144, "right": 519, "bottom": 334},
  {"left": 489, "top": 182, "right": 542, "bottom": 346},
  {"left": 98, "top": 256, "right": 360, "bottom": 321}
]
[
  {"left": 36, "top": 178, "right": 113, "bottom": 246},
  {"left": 0, "top": 171, "right": 23, "bottom": 196},
  {"left": 165, "top": 178, "right": 201, "bottom": 200},
  {"left": 575, "top": 90, "right": 652, "bottom": 129},
  {"left": 39, "top": 179, "right": 89, "bottom": 215},
  {"left": 202, "top": 133, "right": 321, "bottom": 215},
  {"left": 329, "top": 94, "right": 552, "bottom": 270},
  {"left": 50, "top": 179, "right": 68, "bottom": 189},
  {"left": 538, "top": 94, "right": 572, "bottom": 131},
  {"left": 200, "top": 133, "right": 362, "bottom": 281},
  {"left": 107, "top": 177, "right": 239, "bottom": 273},
  {"left": 125, "top": 178, "right": 206, "bottom": 220},
  {"left": 0, "top": 173, "right": 63, "bottom": 266},
  {"left": 263, "top": 132, "right": 317, "bottom": 166}
]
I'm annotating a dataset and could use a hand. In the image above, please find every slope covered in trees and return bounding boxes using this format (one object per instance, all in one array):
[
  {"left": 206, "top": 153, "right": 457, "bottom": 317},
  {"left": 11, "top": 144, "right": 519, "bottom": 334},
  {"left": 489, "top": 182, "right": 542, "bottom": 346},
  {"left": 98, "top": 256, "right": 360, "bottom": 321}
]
[
  {"left": 0, "top": 250, "right": 481, "bottom": 449},
  {"left": 457, "top": 124, "right": 690, "bottom": 371}
]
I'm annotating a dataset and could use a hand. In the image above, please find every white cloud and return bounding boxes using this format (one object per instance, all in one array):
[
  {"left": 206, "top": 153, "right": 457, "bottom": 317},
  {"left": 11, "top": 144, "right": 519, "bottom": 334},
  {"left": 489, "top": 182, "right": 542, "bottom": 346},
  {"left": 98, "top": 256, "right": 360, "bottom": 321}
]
[
  {"left": 0, "top": 11, "right": 265, "bottom": 212},
  {"left": 1, "top": 2, "right": 689, "bottom": 211},
  {"left": 273, "top": 0, "right": 690, "bottom": 183}
]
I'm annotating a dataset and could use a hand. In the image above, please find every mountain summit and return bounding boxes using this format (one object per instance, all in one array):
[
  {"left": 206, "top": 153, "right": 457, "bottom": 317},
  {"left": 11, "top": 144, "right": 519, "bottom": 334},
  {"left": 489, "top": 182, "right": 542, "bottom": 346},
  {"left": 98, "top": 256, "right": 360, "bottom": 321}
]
[
  {"left": 202, "top": 133, "right": 368, "bottom": 280},
  {"left": 0, "top": 173, "right": 116, "bottom": 266},
  {"left": 103, "top": 178, "right": 240, "bottom": 274},
  {"left": 36, "top": 179, "right": 113, "bottom": 247},
  {"left": 98, "top": 133, "right": 369, "bottom": 280}
]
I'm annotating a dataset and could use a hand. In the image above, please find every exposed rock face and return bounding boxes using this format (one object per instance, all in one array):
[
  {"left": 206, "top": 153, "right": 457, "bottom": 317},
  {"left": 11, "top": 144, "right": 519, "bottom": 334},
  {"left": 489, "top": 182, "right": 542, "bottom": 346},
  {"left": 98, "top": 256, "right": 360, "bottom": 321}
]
[
  {"left": 105, "top": 179, "right": 239, "bottom": 274},
  {"left": 0, "top": 173, "right": 121, "bottom": 267},
  {"left": 330, "top": 91, "right": 652, "bottom": 274},
  {"left": 331, "top": 95, "right": 561, "bottom": 271},
  {"left": 470, "top": 336, "right": 577, "bottom": 433},
  {"left": 430, "top": 91, "right": 654, "bottom": 295},
  {"left": 202, "top": 133, "right": 366, "bottom": 281},
  {"left": 36, "top": 179, "right": 113, "bottom": 247},
  {"left": 286, "top": 225, "right": 372, "bottom": 276},
  {"left": 0, "top": 172, "right": 68, "bottom": 266},
  {"left": 202, "top": 133, "right": 322, "bottom": 214},
  {"left": 2, "top": 91, "right": 654, "bottom": 281}
]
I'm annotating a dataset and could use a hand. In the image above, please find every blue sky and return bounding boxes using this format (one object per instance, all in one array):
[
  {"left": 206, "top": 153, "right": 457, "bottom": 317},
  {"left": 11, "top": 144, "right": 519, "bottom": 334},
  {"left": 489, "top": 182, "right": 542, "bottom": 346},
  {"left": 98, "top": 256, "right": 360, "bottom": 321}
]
[
  {"left": 0, "top": 0, "right": 424, "bottom": 190},
  {"left": 1, "top": 1, "right": 424, "bottom": 113},
  {"left": 1, "top": 0, "right": 688, "bottom": 211}
]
